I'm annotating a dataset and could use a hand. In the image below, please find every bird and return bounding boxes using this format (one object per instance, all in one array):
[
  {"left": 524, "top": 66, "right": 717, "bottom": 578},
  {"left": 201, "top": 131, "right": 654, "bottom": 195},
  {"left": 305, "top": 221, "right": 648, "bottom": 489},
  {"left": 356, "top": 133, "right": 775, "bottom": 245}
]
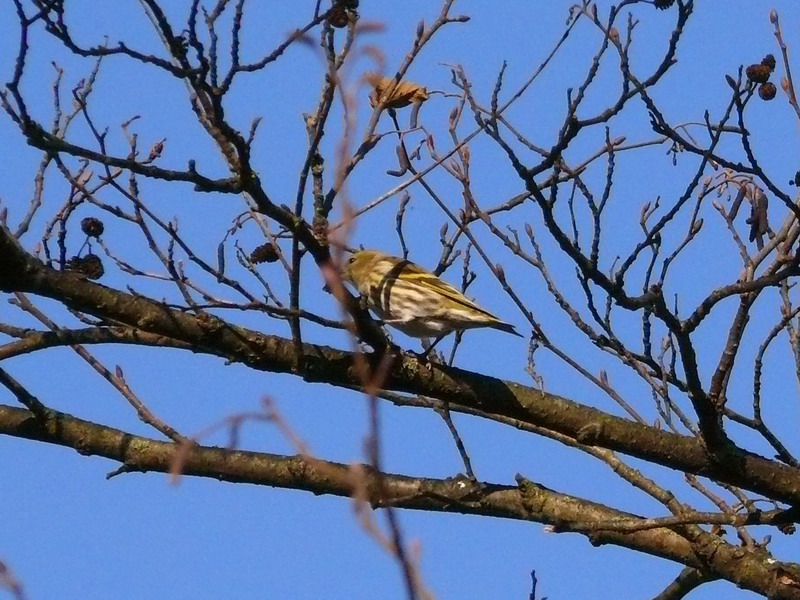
[{"left": 343, "top": 249, "right": 522, "bottom": 339}]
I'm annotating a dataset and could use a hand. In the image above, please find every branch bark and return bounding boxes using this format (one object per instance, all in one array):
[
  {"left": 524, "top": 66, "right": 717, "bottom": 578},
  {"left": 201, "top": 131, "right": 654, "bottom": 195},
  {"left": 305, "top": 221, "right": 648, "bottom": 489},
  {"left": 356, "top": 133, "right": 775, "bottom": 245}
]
[{"left": 1, "top": 403, "right": 798, "bottom": 598}]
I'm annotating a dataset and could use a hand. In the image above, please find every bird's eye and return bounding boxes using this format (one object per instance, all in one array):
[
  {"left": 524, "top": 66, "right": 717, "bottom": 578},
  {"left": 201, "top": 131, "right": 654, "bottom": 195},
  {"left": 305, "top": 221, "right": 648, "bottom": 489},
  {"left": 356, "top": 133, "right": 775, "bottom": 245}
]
[{"left": 348, "top": 256, "right": 357, "bottom": 264}]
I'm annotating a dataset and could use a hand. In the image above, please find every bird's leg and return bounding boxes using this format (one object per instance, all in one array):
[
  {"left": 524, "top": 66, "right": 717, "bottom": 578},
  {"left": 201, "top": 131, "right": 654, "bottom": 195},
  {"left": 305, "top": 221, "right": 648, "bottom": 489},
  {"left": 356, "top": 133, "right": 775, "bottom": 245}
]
[
  {"left": 415, "top": 335, "right": 446, "bottom": 364},
  {"left": 425, "top": 335, "right": 446, "bottom": 357}
]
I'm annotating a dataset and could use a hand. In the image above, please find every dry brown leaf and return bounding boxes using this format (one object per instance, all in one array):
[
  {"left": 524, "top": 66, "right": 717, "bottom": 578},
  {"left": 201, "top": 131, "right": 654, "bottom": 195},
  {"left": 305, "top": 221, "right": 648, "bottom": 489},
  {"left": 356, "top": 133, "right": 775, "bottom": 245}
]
[{"left": 366, "top": 73, "right": 429, "bottom": 109}]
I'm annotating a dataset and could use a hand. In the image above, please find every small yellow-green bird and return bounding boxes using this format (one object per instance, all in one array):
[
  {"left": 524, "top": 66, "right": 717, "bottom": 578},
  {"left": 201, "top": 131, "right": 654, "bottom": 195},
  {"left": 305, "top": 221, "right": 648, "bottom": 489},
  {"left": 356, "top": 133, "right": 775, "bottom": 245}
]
[{"left": 344, "top": 249, "right": 522, "bottom": 338}]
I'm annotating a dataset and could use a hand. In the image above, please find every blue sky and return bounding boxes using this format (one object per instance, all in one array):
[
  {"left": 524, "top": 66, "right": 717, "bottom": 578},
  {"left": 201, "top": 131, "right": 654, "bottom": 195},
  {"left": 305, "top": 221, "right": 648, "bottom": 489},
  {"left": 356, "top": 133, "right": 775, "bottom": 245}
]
[{"left": 2, "top": 1, "right": 800, "bottom": 598}]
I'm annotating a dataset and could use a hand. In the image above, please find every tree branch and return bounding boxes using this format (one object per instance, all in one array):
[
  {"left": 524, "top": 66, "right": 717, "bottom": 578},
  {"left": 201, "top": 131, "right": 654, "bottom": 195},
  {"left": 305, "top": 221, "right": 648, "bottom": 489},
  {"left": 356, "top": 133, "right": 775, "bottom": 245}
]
[
  {"left": 652, "top": 568, "right": 714, "bottom": 600},
  {"left": 1, "top": 403, "right": 798, "bottom": 598}
]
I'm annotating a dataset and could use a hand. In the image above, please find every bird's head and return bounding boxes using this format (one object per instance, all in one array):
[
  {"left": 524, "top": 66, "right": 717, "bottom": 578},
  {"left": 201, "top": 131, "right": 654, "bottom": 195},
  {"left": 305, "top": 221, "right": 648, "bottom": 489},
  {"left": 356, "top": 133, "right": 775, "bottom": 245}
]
[{"left": 343, "top": 249, "right": 391, "bottom": 291}]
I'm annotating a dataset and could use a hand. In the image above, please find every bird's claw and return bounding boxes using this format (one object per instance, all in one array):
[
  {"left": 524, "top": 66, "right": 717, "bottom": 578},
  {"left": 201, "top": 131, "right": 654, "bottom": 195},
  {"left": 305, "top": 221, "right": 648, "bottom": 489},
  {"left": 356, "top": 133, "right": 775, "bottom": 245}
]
[{"left": 407, "top": 348, "right": 441, "bottom": 371}]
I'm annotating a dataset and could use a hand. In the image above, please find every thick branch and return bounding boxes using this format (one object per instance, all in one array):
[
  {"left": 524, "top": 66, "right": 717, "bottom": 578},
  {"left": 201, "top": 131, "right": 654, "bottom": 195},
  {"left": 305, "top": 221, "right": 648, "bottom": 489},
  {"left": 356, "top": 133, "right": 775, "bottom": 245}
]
[{"left": 0, "top": 403, "right": 798, "bottom": 598}]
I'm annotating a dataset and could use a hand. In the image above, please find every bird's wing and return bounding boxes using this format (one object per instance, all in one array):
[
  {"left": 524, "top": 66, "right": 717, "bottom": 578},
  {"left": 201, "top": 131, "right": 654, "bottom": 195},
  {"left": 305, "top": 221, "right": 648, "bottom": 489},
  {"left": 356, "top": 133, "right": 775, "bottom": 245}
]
[{"left": 397, "top": 260, "right": 500, "bottom": 320}]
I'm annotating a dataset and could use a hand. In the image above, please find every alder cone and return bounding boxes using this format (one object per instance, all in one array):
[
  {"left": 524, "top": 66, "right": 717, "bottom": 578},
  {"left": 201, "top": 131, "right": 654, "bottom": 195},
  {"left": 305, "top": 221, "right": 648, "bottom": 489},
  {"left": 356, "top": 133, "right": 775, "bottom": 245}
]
[
  {"left": 746, "top": 63, "right": 771, "bottom": 84},
  {"left": 759, "top": 82, "right": 777, "bottom": 101},
  {"left": 81, "top": 217, "right": 104, "bottom": 238},
  {"left": 66, "top": 254, "right": 105, "bottom": 280},
  {"left": 326, "top": 5, "right": 349, "bottom": 28},
  {"left": 250, "top": 243, "right": 280, "bottom": 264}
]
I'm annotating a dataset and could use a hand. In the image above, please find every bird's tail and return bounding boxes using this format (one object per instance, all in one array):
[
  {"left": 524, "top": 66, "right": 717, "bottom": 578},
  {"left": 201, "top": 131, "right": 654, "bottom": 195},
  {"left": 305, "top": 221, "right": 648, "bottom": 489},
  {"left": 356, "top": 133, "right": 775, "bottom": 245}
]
[{"left": 491, "top": 320, "right": 524, "bottom": 337}]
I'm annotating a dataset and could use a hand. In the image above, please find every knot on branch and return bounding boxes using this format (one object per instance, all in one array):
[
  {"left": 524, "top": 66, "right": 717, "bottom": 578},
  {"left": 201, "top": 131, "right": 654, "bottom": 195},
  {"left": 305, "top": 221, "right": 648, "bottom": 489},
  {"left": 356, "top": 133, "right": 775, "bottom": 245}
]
[
  {"left": 195, "top": 312, "right": 227, "bottom": 338},
  {"left": 20, "top": 119, "right": 47, "bottom": 144},
  {"left": 516, "top": 474, "right": 548, "bottom": 514},
  {"left": 576, "top": 422, "right": 604, "bottom": 445}
]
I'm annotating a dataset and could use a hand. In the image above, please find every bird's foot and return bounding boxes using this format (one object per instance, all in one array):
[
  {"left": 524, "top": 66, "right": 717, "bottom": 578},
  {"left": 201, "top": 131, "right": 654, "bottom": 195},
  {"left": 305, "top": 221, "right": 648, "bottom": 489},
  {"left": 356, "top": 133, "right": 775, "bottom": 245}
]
[
  {"left": 418, "top": 337, "right": 446, "bottom": 365},
  {"left": 406, "top": 349, "right": 444, "bottom": 373}
]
